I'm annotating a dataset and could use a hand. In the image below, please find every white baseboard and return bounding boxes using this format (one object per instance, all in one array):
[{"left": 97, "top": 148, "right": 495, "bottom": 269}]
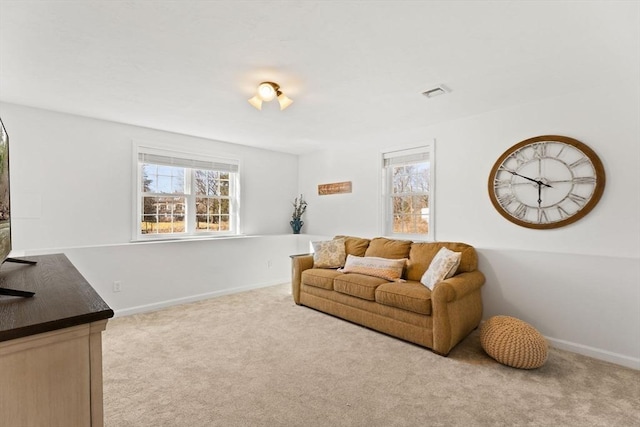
[
  {"left": 546, "top": 336, "right": 640, "bottom": 370},
  {"left": 112, "top": 278, "right": 289, "bottom": 318}
]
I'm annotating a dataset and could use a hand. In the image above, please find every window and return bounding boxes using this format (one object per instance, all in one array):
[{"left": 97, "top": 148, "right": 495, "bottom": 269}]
[
  {"left": 134, "top": 145, "right": 240, "bottom": 240},
  {"left": 382, "top": 145, "right": 434, "bottom": 240}
]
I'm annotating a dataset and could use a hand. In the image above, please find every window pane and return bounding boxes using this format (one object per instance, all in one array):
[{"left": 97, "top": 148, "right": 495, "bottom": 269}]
[
  {"left": 220, "top": 181, "right": 229, "bottom": 196},
  {"left": 413, "top": 195, "right": 428, "bottom": 210},
  {"left": 391, "top": 162, "right": 431, "bottom": 196},
  {"left": 392, "top": 213, "right": 428, "bottom": 234},
  {"left": 195, "top": 196, "right": 230, "bottom": 232},
  {"left": 196, "top": 198, "right": 207, "bottom": 215},
  {"left": 140, "top": 196, "right": 185, "bottom": 234},
  {"left": 141, "top": 164, "right": 156, "bottom": 192},
  {"left": 392, "top": 166, "right": 406, "bottom": 194},
  {"left": 143, "top": 164, "right": 184, "bottom": 194},
  {"left": 219, "top": 215, "right": 230, "bottom": 231},
  {"left": 416, "top": 163, "right": 430, "bottom": 192},
  {"left": 195, "top": 170, "right": 220, "bottom": 196},
  {"left": 195, "top": 197, "right": 209, "bottom": 230}
]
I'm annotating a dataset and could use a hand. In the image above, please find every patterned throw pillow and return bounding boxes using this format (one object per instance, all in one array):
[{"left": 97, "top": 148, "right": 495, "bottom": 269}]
[
  {"left": 312, "top": 239, "right": 347, "bottom": 268},
  {"left": 341, "top": 254, "right": 406, "bottom": 281},
  {"left": 420, "top": 247, "right": 462, "bottom": 290}
]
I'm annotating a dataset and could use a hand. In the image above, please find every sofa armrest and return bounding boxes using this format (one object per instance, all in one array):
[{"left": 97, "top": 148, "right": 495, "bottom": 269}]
[
  {"left": 432, "top": 271, "right": 486, "bottom": 303},
  {"left": 431, "top": 270, "right": 485, "bottom": 355},
  {"left": 290, "top": 254, "right": 314, "bottom": 304}
]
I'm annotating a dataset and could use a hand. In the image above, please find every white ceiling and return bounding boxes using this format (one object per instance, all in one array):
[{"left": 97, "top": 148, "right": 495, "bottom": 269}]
[{"left": 1, "top": 1, "right": 638, "bottom": 154}]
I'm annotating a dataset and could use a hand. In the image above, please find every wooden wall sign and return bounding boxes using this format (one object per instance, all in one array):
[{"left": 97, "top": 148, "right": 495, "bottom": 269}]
[{"left": 318, "top": 181, "right": 352, "bottom": 196}]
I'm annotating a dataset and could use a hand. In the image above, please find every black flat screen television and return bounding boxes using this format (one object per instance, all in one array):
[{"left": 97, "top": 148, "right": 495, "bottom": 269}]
[
  {"left": 0, "top": 118, "right": 12, "bottom": 262},
  {"left": 0, "top": 117, "right": 36, "bottom": 297}
]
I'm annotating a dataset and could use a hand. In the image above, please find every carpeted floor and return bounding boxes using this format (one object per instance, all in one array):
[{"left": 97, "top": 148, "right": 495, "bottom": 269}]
[{"left": 102, "top": 284, "right": 640, "bottom": 426}]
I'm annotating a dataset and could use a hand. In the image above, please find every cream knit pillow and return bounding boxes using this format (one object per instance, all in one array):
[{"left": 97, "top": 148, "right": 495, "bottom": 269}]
[{"left": 420, "top": 247, "right": 461, "bottom": 290}]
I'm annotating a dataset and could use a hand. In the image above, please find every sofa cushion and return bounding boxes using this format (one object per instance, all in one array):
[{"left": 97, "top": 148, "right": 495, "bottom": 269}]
[
  {"left": 312, "top": 238, "right": 346, "bottom": 268},
  {"left": 334, "top": 235, "right": 370, "bottom": 257},
  {"left": 301, "top": 268, "right": 343, "bottom": 291},
  {"left": 406, "top": 242, "right": 478, "bottom": 281},
  {"left": 341, "top": 255, "right": 406, "bottom": 281},
  {"left": 334, "top": 273, "right": 390, "bottom": 301},
  {"left": 420, "top": 247, "right": 462, "bottom": 290},
  {"left": 364, "top": 237, "right": 412, "bottom": 259},
  {"left": 375, "top": 281, "right": 432, "bottom": 315}
]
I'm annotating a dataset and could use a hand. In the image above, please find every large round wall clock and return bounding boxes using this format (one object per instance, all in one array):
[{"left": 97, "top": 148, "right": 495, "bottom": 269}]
[{"left": 488, "top": 135, "right": 605, "bottom": 229}]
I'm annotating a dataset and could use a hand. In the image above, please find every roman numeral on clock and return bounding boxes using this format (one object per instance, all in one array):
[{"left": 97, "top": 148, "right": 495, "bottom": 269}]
[
  {"left": 557, "top": 205, "right": 570, "bottom": 219},
  {"left": 568, "top": 193, "right": 588, "bottom": 207},
  {"left": 497, "top": 193, "right": 516, "bottom": 206},
  {"left": 514, "top": 150, "right": 528, "bottom": 167},
  {"left": 494, "top": 179, "right": 511, "bottom": 189},
  {"left": 532, "top": 143, "right": 548, "bottom": 159},
  {"left": 537, "top": 208, "right": 549, "bottom": 223},
  {"left": 513, "top": 203, "right": 528, "bottom": 219},
  {"left": 569, "top": 157, "right": 591, "bottom": 169},
  {"left": 572, "top": 176, "right": 596, "bottom": 184}
]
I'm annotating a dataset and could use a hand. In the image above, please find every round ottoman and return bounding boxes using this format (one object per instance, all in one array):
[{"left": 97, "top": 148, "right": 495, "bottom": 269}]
[{"left": 480, "top": 315, "right": 548, "bottom": 369}]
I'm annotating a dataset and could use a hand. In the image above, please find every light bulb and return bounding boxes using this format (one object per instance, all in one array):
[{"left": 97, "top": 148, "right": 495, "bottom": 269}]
[{"left": 258, "top": 82, "right": 276, "bottom": 101}]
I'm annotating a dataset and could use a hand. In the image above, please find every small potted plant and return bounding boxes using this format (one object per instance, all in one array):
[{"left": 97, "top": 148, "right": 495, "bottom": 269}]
[{"left": 290, "top": 194, "right": 307, "bottom": 234}]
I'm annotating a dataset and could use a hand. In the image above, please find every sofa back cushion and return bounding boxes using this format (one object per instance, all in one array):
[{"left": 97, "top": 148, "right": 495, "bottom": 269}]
[
  {"left": 334, "top": 235, "right": 370, "bottom": 257},
  {"left": 364, "top": 237, "right": 412, "bottom": 259},
  {"left": 406, "top": 242, "right": 478, "bottom": 282}
]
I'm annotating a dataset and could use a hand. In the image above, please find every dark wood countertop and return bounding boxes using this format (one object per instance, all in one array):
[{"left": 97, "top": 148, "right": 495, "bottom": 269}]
[{"left": 0, "top": 253, "right": 114, "bottom": 342}]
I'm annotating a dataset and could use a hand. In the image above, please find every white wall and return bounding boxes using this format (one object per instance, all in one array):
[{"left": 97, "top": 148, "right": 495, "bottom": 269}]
[
  {"left": 0, "top": 103, "right": 301, "bottom": 314},
  {"left": 298, "top": 83, "right": 640, "bottom": 369},
  {"left": 25, "top": 235, "right": 300, "bottom": 316}
]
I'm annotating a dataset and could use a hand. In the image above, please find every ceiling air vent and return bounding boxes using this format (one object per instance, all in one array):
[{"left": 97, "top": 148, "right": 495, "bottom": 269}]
[{"left": 422, "top": 84, "right": 450, "bottom": 98}]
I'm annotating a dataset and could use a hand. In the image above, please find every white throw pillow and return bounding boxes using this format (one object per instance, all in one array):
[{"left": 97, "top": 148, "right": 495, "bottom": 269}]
[
  {"left": 420, "top": 247, "right": 462, "bottom": 290},
  {"left": 312, "top": 239, "right": 347, "bottom": 268},
  {"left": 341, "top": 254, "right": 406, "bottom": 281}
]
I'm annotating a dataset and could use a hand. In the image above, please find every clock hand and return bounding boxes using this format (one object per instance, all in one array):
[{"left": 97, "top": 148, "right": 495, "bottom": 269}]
[
  {"left": 538, "top": 183, "right": 542, "bottom": 207},
  {"left": 508, "top": 170, "right": 553, "bottom": 188}
]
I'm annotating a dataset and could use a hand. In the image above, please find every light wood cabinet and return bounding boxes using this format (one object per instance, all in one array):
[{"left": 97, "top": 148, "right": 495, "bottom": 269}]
[{"left": 0, "top": 254, "right": 113, "bottom": 427}]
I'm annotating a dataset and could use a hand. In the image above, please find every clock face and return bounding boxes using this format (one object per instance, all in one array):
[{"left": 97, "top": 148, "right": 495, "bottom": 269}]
[{"left": 488, "top": 135, "right": 605, "bottom": 229}]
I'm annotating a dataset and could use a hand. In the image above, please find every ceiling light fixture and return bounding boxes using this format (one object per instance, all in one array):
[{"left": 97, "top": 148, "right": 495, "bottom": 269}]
[{"left": 248, "top": 82, "right": 293, "bottom": 110}]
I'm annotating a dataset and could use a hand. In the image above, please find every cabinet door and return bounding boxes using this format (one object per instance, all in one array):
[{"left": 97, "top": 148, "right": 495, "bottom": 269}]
[{"left": 0, "top": 325, "right": 92, "bottom": 426}]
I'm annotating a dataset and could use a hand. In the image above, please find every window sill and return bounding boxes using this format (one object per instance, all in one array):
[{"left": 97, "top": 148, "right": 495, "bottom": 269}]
[
  {"left": 129, "top": 233, "right": 303, "bottom": 245},
  {"left": 384, "top": 233, "right": 433, "bottom": 242},
  {"left": 130, "top": 234, "right": 248, "bottom": 244}
]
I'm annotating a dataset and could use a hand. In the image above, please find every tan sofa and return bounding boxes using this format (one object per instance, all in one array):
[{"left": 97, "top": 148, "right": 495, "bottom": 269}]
[{"left": 291, "top": 236, "right": 485, "bottom": 355}]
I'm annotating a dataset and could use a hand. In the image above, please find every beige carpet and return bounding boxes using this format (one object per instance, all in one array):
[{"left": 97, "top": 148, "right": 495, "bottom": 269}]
[{"left": 102, "top": 284, "right": 640, "bottom": 426}]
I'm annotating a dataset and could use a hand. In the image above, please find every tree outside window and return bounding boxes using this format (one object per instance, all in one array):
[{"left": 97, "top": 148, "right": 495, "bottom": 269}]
[
  {"left": 195, "top": 170, "right": 231, "bottom": 232},
  {"left": 383, "top": 145, "right": 434, "bottom": 240},
  {"left": 391, "top": 162, "right": 430, "bottom": 234}
]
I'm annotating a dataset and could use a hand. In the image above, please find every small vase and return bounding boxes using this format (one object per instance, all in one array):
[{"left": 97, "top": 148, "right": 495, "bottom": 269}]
[{"left": 290, "top": 219, "right": 304, "bottom": 234}]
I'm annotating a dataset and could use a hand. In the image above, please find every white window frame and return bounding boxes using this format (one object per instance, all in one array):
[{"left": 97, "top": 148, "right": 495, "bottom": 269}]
[
  {"left": 132, "top": 143, "right": 241, "bottom": 241},
  {"left": 381, "top": 143, "right": 435, "bottom": 241}
]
